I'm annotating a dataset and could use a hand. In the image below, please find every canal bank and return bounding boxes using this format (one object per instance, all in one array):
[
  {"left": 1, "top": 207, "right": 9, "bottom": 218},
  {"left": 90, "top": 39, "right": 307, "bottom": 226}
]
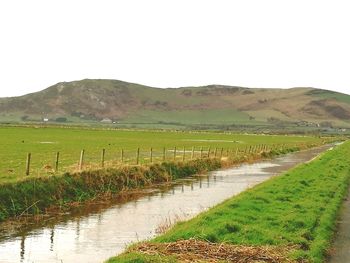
[
  {"left": 110, "top": 142, "right": 349, "bottom": 263},
  {"left": 0, "top": 145, "right": 332, "bottom": 262},
  {"left": 0, "top": 145, "right": 303, "bottom": 222}
]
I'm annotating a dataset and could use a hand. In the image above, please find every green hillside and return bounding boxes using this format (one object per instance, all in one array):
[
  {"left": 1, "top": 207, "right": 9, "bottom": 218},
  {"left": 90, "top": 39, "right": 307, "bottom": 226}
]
[{"left": 0, "top": 79, "right": 350, "bottom": 129}]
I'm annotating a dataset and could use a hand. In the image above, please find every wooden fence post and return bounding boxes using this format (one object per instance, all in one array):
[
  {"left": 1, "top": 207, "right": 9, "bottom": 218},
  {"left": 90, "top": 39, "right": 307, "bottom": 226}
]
[
  {"left": 121, "top": 149, "right": 124, "bottom": 163},
  {"left": 208, "top": 147, "right": 211, "bottom": 158},
  {"left": 191, "top": 146, "right": 194, "bottom": 160},
  {"left": 214, "top": 148, "right": 217, "bottom": 158},
  {"left": 163, "top": 147, "right": 166, "bottom": 161},
  {"left": 101, "top": 148, "right": 105, "bottom": 167},
  {"left": 182, "top": 146, "right": 185, "bottom": 162},
  {"left": 200, "top": 147, "right": 203, "bottom": 158},
  {"left": 79, "top": 150, "right": 84, "bottom": 171},
  {"left": 25, "top": 153, "right": 31, "bottom": 176},
  {"left": 55, "top": 152, "right": 59, "bottom": 172},
  {"left": 136, "top": 148, "right": 140, "bottom": 165},
  {"left": 220, "top": 148, "right": 223, "bottom": 158},
  {"left": 150, "top": 147, "right": 153, "bottom": 163}
]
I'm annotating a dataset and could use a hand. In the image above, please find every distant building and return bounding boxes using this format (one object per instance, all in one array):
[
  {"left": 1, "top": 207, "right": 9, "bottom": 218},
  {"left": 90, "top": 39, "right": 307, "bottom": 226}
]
[{"left": 43, "top": 118, "right": 49, "bottom": 122}]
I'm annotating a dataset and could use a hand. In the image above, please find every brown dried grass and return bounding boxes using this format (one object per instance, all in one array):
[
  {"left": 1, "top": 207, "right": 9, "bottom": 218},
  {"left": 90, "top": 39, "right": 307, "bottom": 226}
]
[
  {"left": 155, "top": 212, "right": 188, "bottom": 234},
  {"left": 131, "top": 239, "right": 299, "bottom": 263}
]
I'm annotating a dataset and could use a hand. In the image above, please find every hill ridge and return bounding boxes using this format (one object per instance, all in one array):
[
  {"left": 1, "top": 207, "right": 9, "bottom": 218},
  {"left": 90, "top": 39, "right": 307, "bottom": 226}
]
[{"left": 0, "top": 79, "right": 349, "bottom": 128}]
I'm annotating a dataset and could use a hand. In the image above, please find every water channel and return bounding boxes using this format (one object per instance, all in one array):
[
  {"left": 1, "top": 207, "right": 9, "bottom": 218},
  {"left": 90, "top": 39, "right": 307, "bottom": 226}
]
[{"left": 0, "top": 145, "right": 332, "bottom": 263}]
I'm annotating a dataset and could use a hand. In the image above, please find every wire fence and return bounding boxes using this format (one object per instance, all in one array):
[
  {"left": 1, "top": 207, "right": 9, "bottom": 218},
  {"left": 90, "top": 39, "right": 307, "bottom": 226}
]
[{"left": 17, "top": 143, "right": 309, "bottom": 177}]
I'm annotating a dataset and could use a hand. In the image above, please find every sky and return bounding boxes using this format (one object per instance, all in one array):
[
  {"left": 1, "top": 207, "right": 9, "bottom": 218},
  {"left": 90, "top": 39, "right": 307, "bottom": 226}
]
[{"left": 0, "top": 0, "right": 350, "bottom": 97}]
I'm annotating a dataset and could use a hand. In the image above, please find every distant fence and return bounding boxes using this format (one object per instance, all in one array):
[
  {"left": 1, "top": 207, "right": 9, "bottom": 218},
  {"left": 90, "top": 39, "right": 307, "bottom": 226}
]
[{"left": 20, "top": 143, "right": 300, "bottom": 176}]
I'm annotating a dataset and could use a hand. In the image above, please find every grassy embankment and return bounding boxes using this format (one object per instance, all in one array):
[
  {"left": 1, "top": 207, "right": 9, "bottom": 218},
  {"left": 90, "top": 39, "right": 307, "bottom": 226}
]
[
  {"left": 110, "top": 141, "right": 350, "bottom": 263},
  {"left": 0, "top": 127, "right": 328, "bottom": 222},
  {"left": 0, "top": 158, "right": 221, "bottom": 222},
  {"left": 0, "top": 142, "right": 308, "bottom": 222}
]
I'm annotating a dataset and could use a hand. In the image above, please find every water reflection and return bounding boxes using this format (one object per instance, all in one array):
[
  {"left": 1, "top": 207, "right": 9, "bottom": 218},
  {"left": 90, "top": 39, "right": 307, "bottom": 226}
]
[
  {"left": 20, "top": 235, "right": 24, "bottom": 262},
  {"left": 50, "top": 227, "right": 54, "bottom": 251},
  {"left": 0, "top": 145, "right": 331, "bottom": 263}
]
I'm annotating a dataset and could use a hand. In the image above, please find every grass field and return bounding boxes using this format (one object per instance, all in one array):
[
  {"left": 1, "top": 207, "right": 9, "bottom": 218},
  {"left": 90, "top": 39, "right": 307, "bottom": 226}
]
[
  {"left": 109, "top": 142, "right": 350, "bottom": 263},
  {"left": 120, "top": 109, "right": 260, "bottom": 125},
  {"left": 0, "top": 126, "right": 327, "bottom": 183}
]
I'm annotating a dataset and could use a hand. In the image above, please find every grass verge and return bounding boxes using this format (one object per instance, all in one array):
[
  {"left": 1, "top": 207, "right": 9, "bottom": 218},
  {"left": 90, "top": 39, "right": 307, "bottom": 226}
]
[{"left": 108, "top": 142, "right": 350, "bottom": 263}]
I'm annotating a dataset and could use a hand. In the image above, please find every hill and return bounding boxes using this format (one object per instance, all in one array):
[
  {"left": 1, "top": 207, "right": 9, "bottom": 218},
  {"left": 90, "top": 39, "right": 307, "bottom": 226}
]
[{"left": 0, "top": 79, "right": 350, "bottom": 129}]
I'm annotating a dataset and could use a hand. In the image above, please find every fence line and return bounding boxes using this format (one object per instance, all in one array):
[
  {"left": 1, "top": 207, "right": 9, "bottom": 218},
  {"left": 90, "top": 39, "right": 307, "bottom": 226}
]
[
  {"left": 20, "top": 142, "right": 315, "bottom": 176},
  {"left": 25, "top": 153, "right": 31, "bottom": 176},
  {"left": 79, "top": 150, "right": 85, "bottom": 171},
  {"left": 55, "top": 152, "right": 59, "bottom": 172}
]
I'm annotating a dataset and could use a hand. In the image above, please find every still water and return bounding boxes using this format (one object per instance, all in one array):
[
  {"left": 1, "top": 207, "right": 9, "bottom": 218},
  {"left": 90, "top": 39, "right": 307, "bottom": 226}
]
[{"left": 0, "top": 145, "right": 331, "bottom": 263}]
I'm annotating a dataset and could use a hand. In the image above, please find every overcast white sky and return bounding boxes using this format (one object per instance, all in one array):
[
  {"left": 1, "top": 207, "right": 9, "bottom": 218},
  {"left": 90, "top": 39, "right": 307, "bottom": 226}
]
[{"left": 0, "top": 0, "right": 350, "bottom": 97}]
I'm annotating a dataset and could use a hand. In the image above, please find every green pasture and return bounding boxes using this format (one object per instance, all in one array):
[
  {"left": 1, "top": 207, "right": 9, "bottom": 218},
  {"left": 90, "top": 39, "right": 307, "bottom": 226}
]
[
  {"left": 120, "top": 109, "right": 259, "bottom": 125},
  {"left": 0, "top": 126, "right": 325, "bottom": 183}
]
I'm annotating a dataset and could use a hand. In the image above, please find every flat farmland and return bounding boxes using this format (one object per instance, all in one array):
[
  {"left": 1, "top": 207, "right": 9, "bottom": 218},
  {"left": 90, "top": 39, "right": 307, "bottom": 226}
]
[{"left": 0, "top": 126, "right": 326, "bottom": 183}]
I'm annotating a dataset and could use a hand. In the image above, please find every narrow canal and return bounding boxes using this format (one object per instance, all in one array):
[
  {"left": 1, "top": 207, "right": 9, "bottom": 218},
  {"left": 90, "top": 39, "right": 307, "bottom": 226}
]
[{"left": 0, "top": 145, "right": 331, "bottom": 263}]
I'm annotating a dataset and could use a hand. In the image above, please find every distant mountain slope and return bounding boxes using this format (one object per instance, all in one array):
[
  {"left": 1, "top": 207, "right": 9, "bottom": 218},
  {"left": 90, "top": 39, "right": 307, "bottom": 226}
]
[{"left": 0, "top": 79, "right": 350, "bottom": 128}]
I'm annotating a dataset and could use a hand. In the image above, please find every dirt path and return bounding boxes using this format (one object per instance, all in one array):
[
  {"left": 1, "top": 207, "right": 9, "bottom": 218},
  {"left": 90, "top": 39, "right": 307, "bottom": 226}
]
[{"left": 328, "top": 189, "right": 350, "bottom": 263}]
